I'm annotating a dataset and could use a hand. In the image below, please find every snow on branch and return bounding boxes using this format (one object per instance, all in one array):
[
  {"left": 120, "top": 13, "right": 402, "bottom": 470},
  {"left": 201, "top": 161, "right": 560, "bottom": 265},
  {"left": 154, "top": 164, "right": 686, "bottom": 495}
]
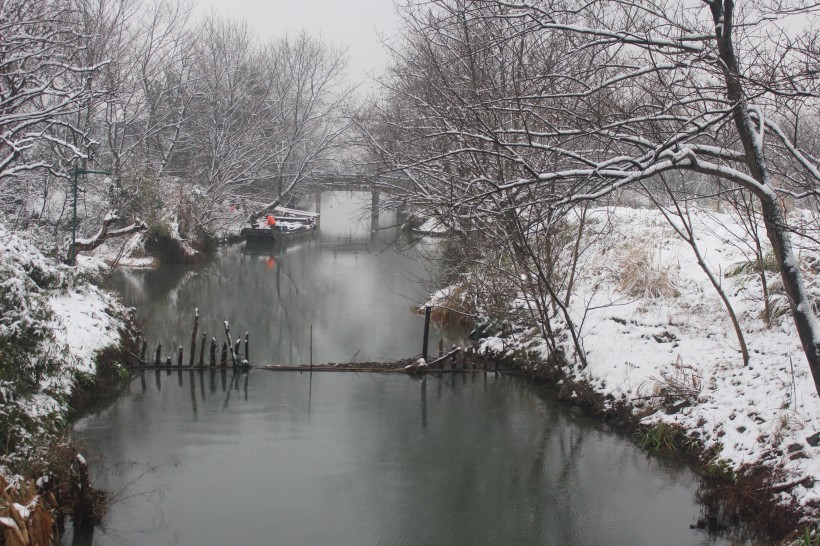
[{"left": 67, "top": 211, "right": 148, "bottom": 263}]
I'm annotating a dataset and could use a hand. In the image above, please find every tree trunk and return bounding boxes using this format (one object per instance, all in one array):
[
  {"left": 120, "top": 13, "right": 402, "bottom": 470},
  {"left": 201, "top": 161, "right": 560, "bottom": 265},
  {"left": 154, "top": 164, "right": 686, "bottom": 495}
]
[
  {"left": 710, "top": 0, "right": 820, "bottom": 395},
  {"left": 67, "top": 211, "right": 147, "bottom": 264}
]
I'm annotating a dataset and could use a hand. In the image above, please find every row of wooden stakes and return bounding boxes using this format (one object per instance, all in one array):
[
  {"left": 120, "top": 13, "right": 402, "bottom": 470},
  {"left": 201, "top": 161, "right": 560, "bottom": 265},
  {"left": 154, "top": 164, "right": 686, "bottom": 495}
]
[{"left": 131, "top": 309, "right": 250, "bottom": 369}]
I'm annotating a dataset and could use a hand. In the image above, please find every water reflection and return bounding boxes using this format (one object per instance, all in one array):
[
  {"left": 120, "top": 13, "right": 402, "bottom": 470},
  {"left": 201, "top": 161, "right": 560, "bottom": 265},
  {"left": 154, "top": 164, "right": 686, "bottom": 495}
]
[
  {"left": 71, "top": 372, "right": 728, "bottom": 546},
  {"left": 75, "top": 191, "right": 733, "bottom": 545},
  {"left": 110, "top": 192, "right": 442, "bottom": 367}
]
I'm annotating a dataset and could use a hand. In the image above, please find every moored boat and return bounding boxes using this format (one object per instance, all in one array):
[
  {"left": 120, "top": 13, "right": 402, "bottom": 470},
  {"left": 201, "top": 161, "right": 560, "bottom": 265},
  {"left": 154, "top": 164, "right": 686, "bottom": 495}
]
[{"left": 241, "top": 206, "right": 319, "bottom": 244}]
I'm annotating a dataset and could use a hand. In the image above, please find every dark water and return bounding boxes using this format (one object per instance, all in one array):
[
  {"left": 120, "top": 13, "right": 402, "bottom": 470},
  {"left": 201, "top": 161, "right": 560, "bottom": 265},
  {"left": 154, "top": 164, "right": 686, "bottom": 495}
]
[{"left": 70, "top": 192, "right": 727, "bottom": 545}]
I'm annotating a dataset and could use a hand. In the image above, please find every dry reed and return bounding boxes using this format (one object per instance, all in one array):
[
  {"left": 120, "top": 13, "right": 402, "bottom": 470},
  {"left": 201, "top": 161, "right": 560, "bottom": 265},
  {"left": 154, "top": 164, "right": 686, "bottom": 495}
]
[{"left": 0, "top": 475, "right": 54, "bottom": 546}]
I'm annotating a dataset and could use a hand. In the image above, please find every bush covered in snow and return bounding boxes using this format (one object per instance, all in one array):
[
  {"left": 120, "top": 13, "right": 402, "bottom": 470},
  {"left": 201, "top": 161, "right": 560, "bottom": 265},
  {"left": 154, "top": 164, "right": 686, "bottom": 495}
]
[{"left": 0, "top": 224, "right": 135, "bottom": 474}]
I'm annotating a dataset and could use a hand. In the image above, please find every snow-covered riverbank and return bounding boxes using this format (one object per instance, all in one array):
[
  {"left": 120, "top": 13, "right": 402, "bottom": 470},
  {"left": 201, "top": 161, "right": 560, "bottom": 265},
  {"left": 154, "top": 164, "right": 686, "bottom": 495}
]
[
  {"left": 431, "top": 206, "right": 820, "bottom": 527},
  {"left": 0, "top": 225, "right": 136, "bottom": 474}
]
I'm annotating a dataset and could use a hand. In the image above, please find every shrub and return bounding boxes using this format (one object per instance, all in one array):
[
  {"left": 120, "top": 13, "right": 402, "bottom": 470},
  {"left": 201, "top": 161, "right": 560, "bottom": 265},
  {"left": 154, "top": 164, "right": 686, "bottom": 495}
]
[
  {"left": 791, "top": 527, "right": 819, "bottom": 546},
  {"left": 193, "top": 225, "right": 219, "bottom": 256},
  {"left": 725, "top": 251, "right": 780, "bottom": 277},
  {"left": 635, "top": 421, "right": 690, "bottom": 453},
  {"left": 616, "top": 243, "right": 680, "bottom": 299}
]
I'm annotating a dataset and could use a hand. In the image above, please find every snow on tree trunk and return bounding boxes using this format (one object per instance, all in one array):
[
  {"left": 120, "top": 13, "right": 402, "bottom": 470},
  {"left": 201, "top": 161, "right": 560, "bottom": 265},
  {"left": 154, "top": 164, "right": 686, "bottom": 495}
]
[
  {"left": 67, "top": 211, "right": 148, "bottom": 264},
  {"left": 710, "top": 0, "right": 820, "bottom": 395}
]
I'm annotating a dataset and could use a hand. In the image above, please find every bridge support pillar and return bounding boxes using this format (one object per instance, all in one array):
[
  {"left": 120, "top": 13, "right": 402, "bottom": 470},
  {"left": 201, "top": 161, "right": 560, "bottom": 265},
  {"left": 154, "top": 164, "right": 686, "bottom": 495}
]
[{"left": 371, "top": 189, "right": 380, "bottom": 232}]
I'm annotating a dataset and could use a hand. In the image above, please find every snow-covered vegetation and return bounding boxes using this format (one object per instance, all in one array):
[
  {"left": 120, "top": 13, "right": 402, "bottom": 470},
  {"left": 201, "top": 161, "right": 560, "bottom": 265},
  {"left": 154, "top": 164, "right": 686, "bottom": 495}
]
[
  {"left": 4, "top": 0, "right": 820, "bottom": 539},
  {"left": 1, "top": 0, "right": 352, "bottom": 266},
  {"left": 0, "top": 224, "right": 133, "bottom": 474}
]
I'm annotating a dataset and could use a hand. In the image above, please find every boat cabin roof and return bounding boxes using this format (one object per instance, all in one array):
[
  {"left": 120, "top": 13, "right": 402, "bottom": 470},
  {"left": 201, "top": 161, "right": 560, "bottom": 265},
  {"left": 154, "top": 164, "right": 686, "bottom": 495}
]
[{"left": 274, "top": 206, "right": 320, "bottom": 218}]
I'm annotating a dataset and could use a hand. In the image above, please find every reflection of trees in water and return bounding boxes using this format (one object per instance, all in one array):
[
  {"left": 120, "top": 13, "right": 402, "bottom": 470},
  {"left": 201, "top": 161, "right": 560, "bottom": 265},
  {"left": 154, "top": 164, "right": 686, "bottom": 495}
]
[
  {"left": 111, "top": 192, "right": 440, "bottom": 366},
  {"left": 337, "top": 374, "right": 577, "bottom": 543},
  {"left": 77, "top": 368, "right": 716, "bottom": 545},
  {"left": 343, "top": 374, "right": 710, "bottom": 545}
]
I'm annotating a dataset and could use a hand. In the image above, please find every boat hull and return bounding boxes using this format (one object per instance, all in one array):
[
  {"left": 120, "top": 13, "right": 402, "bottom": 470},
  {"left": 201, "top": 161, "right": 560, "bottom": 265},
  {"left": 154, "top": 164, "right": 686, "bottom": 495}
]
[{"left": 241, "top": 225, "right": 316, "bottom": 244}]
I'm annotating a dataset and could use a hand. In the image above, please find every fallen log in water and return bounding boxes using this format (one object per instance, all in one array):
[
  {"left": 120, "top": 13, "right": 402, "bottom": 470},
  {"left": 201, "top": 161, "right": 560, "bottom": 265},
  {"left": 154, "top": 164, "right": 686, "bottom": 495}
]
[
  {"left": 427, "top": 347, "right": 461, "bottom": 369},
  {"left": 260, "top": 364, "right": 486, "bottom": 374},
  {"left": 122, "top": 360, "right": 500, "bottom": 374}
]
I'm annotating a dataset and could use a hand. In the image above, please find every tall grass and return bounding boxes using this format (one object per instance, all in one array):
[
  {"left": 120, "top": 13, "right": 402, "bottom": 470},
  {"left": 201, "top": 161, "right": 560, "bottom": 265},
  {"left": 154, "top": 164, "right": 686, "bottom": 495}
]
[{"left": 616, "top": 243, "right": 680, "bottom": 299}]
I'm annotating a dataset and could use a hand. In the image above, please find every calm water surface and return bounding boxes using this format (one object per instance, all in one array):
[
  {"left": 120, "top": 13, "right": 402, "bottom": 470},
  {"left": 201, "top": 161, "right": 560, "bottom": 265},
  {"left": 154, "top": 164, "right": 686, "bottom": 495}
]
[{"left": 70, "top": 192, "right": 727, "bottom": 545}]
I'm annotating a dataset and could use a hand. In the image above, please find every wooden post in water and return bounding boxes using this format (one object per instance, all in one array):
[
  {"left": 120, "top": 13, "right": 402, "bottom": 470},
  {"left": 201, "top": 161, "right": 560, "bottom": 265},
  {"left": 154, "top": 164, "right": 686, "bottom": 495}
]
[
  {"left": 210, "top": 337, "right": 217, "bottom": 366},
  {"left": 155, "top": 343, "right": 162, "bottom": 366},
  {"left": 224, "top": 321, "right": 240, "bottom": 367},
  {"left": 70, "top": 454, "right": 93, "bottom": 528},
  {"left": 234, "top": 339, "right": 241, "bottom": 363},
  {"left": 166, "top": 356, "right": 172, "bottom": 366},
  {"left": 315, "top": 192, "right": 322, "bottom": 227},
  {"left": 221, "top": 342, "right": 228, "bottom": 366},
  {"left": 451, "top": 345, "right": 458, "bottom": 369},
  {"left": 244, "top": 332, "right": 249, "bottom": 364},
  {"left": 189, "top": 308, "right": 199, "bottom": 366},
  {"left": 309, "top": 324, "right": 313, "bottom": 367},
  {"left": 199, "top": 332, "right": 207, "bottom": 366},
  {"left": 177, "top": 346, "right": 183, "bottom": 366},
  {"left": 422, "top": 306, "right": 431, "bottom": 361},
  {"left": 139, "top": 338, "right": 147, "bottom": 364},
  {"left": 438, "top": 338, "right": 444, "bottom": 358}
]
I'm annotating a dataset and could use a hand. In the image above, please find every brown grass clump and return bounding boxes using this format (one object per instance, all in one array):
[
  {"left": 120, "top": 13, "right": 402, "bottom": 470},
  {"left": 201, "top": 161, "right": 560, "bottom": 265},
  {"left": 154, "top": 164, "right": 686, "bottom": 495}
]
[
  {"left": 616, "top": 243, "right": 680, "bottom": 299},
  {"left": 0, "top": 475, "right": 54, "bottom": 546},
  {"left": 426, "top": 285, "right": 476, "bottom": 328}
]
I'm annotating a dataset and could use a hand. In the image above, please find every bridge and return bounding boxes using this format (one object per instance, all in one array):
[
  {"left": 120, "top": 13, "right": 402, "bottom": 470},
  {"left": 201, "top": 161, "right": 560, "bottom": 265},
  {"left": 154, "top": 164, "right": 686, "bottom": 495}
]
[
  {"left": 296, "top": 173, "right": 411, "bottom": 194},
  {"left": 290, "top": 173, "right": 411, "bottom": 223}
]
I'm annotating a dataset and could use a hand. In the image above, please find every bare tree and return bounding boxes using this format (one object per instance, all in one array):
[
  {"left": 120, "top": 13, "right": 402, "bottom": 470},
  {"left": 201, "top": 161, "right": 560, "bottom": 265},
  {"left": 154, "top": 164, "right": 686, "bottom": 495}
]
[
  {"left": 369, "top": 0, "right": 820, "bottom": 396},
  {"left": 99, "top": 0, "right": 194, "bottom": 215},
  {"left": 0, "top": 0, "right": 102, "bottom": 183},
  {"left": 245, "top": 31, "right": 353, "bottom": 222},
  {"left": 184, "top": 17, "right": 352, "bottom": 229}
]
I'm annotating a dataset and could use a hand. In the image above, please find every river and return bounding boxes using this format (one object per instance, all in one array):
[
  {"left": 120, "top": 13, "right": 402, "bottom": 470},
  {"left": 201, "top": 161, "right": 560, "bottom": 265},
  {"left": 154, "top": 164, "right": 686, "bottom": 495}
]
[{"left": 68, "top": 192, "right": 729, "bottom": 545}]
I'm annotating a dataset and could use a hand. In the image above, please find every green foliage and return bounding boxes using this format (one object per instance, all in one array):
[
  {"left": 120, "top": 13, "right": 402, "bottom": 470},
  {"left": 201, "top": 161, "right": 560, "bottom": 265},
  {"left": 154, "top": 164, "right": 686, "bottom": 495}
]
[
  {"left": 144, "top": 221, "right": 217, "bottom": 263},
  {"left": 635, "top": 422, "right": 690, "bottom": 453},
  {"left": 0, "top": 269, "right": 58, "bottom": 394},
  {"left": 701, "top": 458, "right": 736, "bottom": 482},
  {"left": 791, "top": 527, "right": 820, "bottom": 546},
  {"left": 0, "top": 379, "right": 65, "bottom": 473},
  {"left": 144, "top": 221, "right": 186, "bottom": 263},
  {"left": 145, "top": 221, "right": 171, "bottom": 248},
  {"left": 194, "top": 224, "right": 219, "bottom": 255},
  {"left": 725, "top": 252, "right": 780, "bottom": 277},
  {"left": 114, "top": 172, "right": 165, "bottom": 220},
  {"left": 68, "top": 338, "right": 137, "bottom": 420}
]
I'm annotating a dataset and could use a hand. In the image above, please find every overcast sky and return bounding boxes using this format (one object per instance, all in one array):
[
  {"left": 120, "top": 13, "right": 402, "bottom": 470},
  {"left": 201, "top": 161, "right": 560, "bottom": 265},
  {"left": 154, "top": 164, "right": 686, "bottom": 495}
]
[{"left": 200, "top": 0, "right": 401, "bottom": 87}]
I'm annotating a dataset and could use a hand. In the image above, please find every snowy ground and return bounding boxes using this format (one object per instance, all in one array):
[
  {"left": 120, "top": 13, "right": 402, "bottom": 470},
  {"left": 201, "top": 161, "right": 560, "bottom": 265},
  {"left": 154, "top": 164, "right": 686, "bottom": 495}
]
[{"left": 446, "top": 206, "right": 820, "bottom": 521}]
